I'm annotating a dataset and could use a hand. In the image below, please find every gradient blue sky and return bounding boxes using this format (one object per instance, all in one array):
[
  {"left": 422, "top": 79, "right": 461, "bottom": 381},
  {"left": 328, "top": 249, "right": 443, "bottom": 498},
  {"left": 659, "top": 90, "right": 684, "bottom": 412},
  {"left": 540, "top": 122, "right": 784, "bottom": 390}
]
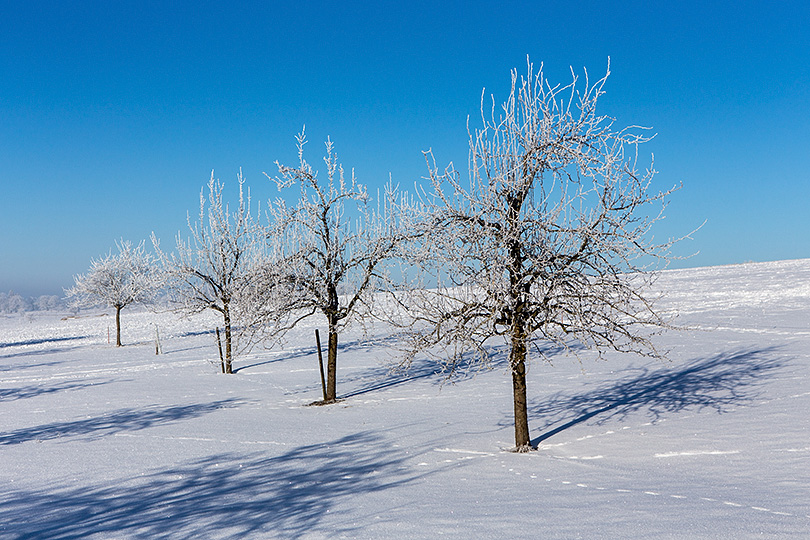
[{"left": 2, "top": 1, "right": 809, "bottom": 297}]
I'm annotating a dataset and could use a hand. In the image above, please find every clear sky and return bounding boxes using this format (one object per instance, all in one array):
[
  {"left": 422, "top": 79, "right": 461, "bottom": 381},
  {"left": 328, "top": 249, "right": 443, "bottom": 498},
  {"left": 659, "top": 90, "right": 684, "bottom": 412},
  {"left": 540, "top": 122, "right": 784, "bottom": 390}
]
[{"left": 2, "top": 1, "right": 809, "bottom": 297}]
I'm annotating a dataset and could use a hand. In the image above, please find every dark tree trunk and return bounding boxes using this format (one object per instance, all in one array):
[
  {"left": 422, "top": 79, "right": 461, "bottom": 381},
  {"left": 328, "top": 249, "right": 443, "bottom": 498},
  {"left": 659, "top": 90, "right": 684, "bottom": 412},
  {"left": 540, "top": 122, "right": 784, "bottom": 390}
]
[
  {"left": 510, "top": 335, "right": 532, "bottom": 450},
  {"left": 506, "top": 187, "right": 533, "bottom": 450},
  {"left": 223, "top": 305, "right": 233, "bottom": 374},
  {"left": 323, "top": 279, "right": 340, "bottom": 402},
  {"left": 115, "top": 305, "right": 122, "bottom": 347},
  {"left": 324, "top": 322, "right": 339, "bottom": 402}
]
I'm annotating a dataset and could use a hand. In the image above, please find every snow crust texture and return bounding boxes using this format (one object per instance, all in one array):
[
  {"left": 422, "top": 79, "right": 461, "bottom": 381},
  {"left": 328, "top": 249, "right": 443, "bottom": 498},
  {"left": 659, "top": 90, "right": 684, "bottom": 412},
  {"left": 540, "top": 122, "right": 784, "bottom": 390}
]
[{"left": 1, "top": 259, "right": 809, "bottom": 539}]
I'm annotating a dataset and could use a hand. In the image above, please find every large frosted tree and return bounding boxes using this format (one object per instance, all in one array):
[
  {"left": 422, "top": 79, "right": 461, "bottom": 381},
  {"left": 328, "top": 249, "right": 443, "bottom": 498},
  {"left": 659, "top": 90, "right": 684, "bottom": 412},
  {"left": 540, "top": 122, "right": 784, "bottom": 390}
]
[
  {"left": 153, "top": 171, "right": 264, "bottom": 373},
  {"left": 66, "top": 240, "right": 161, "bottom": 346},
  {"left": 397, "top": 59, "right": 678, "bottom": 451},
  {"left": 261, "top": 131, "right": 405, "bottom": 402}
]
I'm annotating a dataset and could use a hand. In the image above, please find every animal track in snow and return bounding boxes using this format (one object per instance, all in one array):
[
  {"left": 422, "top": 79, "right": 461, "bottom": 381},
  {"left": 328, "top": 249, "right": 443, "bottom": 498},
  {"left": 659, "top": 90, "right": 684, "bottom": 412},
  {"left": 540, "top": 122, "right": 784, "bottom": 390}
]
[
  {"left": 423, "top": 449, "right": 807, "bottom": 520},
  {"left": 537, "top": 476, "right": 806, "bottom": 520},
  {"left": 654, "top": 450, "right": 740, "bottom": 458}
]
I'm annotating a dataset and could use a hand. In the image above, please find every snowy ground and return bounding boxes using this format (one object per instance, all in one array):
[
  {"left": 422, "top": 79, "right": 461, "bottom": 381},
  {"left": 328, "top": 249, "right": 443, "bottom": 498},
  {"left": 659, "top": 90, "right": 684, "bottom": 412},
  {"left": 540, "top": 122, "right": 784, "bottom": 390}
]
[{"left": 1, "top": 259, "right": 809, "bottom": 539}]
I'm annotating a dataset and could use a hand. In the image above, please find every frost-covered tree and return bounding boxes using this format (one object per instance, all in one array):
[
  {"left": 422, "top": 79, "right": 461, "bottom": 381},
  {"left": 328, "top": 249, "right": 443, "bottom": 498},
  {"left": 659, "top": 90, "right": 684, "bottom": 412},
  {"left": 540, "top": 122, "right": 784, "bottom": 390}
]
[
  {"left": 261, "top": 131, "right": 405, "bottom": 402},
  {"left": 34, "top": 295, "right": 61, "bottom": 311},
  {"left": 11, "top": 294, "right": 31, "bottom": 313},
  {"left": 397, "top": 59, "right": 678, "bottom": 451},
  {"left": 153, "top": 171, "right": 264, "bottom": 373},
  {"left": 0, "top": 292, "right": 30, "bottom": 314},
  {"left": 0, "top": 293, "right": 62, "bottom": 314},
  {"left": 66, "top": 240, "right": 161, "bottom": 346}
]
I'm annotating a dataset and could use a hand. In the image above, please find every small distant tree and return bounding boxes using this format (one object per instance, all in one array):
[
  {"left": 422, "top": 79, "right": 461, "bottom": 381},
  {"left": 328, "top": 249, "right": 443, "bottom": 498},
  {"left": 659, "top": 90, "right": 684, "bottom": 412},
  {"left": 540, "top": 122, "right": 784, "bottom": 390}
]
[
  {"left": 153, "top": 171, "right": 264, "bottom": 373},
  {"left": 34, "top": 295, "right": 61, "bottom": 311},
  {"left": 66, "top": 240, "right": 161, "bottom": 346},
  {"left": 0, "top": 291, "right": 30, "bottom": 314},
  {"left": 261, "top": 130, "right": 405, "bottom": 402},
  {"left": 397, "top": 59, "right": 679, "bottom": 451},
  {"left": 0, "top": 291, "right": 31, "bottom": 313}
]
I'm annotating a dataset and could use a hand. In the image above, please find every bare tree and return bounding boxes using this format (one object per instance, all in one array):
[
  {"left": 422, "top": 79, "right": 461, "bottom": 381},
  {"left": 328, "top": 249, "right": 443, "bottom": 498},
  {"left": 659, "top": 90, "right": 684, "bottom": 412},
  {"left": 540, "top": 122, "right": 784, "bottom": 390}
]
[
  {"left": 153, "top": 171, "right": 263, "bottom": 373},
  {"left": 262, "top": 130, "right": 405, "bottom": 402},
  {"left": 397, "top": 59, "right": 679, "bottom": 451},
  {"left": 66, "top": 240, "right": 161, "bottom": 346}
]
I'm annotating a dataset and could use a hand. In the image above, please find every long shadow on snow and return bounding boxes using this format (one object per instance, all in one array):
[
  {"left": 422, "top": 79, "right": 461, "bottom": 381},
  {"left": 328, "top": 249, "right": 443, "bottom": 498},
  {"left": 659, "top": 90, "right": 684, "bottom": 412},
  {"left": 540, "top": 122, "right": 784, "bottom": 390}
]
[
  {"left": 0, "top": 346, "right": 87, "bottom": 362},
  {"left": 234, "top": 335, "right": 400, "bottom": 374},
  {"left": 529, "top": 346, "right": 787, "bottom": 446},
  {"left": 175, "top": 328, "right": 217, "bottom": 338},
  {"left": 0, "top": 355, "right": 66, "bottom": 368},
  {"left": 0, "top": 431, "right": 423, "bottom": 539},
  {"left": 0, "top": 380, "right": 112, "bottom": 403},
  {"left": 339, "top": 358, "right": 445, "bottom": 399},
  {"left": 0, "top": 399, "right": 242, "bottom": 445},
  {"left": 339, "top": 341, "right": 528, "bottom": 399},
  {"left": 234, "top": 347, "right": 315, "bottom": 373},
  {"left": 340, "top": 340, "right": 583, "bottom": 400},
  {"left": 0, "top": 335, "right": 89, "bottom": 349}
]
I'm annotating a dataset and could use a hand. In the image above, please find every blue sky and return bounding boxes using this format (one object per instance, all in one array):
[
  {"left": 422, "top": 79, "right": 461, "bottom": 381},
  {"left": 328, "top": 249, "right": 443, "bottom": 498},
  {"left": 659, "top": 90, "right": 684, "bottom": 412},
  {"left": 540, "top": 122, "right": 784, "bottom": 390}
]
[{"left": 2, "top": 1, "right": 809, "bottom": 297}]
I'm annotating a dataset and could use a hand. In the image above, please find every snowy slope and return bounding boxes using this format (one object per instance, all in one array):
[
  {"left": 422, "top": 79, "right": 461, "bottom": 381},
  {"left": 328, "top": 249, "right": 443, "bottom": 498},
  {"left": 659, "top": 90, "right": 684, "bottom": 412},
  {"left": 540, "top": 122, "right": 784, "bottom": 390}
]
[{"left": 1, "top": 260, "right": 809, "bottom": 539}]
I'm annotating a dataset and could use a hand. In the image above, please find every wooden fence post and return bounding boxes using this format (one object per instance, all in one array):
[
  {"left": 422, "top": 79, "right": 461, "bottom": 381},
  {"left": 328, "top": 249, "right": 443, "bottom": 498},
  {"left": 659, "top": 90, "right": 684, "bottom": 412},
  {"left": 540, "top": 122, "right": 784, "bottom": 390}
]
[
  {"left": 216, "top": 328, "right": 225, "bottom": 374},
  {"left": 315, "top": 329, "right": 327, "bottom": 401}
]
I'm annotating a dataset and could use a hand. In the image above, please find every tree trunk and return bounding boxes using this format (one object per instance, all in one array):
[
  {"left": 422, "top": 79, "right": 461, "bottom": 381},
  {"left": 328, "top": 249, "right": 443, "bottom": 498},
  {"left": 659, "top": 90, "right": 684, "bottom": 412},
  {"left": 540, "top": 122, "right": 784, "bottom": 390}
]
[
  {"left": 115, "top": 305, "right": 122, "bottom": 347},
  {"left": 510, "top": 330, "right": 532, "bottom": 451},
  {"left": 506, "top": 191, "right": 532, "bottom": 450},
  {"left": 223, "top": 305, "right": 233, "bottom": 374},
  {"left": 325, "top": 324, "right": 338, "bottom": 402}
]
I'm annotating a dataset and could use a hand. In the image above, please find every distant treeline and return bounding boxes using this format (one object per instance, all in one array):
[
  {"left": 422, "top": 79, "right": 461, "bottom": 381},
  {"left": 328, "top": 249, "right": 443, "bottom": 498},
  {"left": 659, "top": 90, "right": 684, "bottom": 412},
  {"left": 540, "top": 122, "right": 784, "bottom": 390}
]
[{"left": 0, "top": 291, "right": 65, "bottom": 314}]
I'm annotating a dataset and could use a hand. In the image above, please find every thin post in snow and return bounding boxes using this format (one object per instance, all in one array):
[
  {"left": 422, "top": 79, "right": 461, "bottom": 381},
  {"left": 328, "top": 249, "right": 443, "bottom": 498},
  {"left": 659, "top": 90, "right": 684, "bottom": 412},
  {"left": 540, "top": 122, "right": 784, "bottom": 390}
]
[
  {"left": 216, "top": 327, "right": 225, "bottom": 374},
  {"left": 315, "top": 329, "right": 327, "bottom": 401},
  {"left": 154, "top": 324, "right": 162, "bottom": 355}
]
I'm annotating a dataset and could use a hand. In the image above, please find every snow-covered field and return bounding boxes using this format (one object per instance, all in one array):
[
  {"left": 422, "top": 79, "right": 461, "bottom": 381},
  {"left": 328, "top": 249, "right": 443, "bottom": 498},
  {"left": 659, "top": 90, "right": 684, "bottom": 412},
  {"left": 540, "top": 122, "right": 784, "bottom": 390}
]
[{"left": 1, "top": 260, "right": 809, "bottom": 539}]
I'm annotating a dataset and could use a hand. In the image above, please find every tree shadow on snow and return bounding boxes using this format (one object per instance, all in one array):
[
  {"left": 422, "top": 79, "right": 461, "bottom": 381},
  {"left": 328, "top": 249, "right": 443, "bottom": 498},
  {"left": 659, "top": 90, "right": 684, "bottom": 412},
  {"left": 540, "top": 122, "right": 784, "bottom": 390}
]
[
  {"left": 0, "top": 380, "right": 112, "bottom": 403},
  {"left": 233, "top": 347, "right": 316, "bottom": 373},
  {"left": 234, "top": 335, "right": 400, "bottom": 374},
  {"left": 340, "top": 340, "right": 584, "bottom": 400},
  {"left": 0, "top": 399, "right": 243, "bottom": 445},
  {"left": 0, "top": 335, "right": 89, "bottom": 350},
  {"left": 176, "top": 328, "right": 218, "bottom": 338},
  {"left": 0, "top": 345, "right": 88, "bottom": 362},
  {"left": 339, "top": 341, "right": 524, "bottom": 399},
  {"left": 529, "top": 346, "right": 788, "bottom": 446},
  {"left": 338, "top": 358, "right": 446, "bottom": 399},
  {"left": 0, "top": 355, "right": 66, "bottom": 368},
  {"left": 0, "top": 431, "right": 422, "bottom": 539}
]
